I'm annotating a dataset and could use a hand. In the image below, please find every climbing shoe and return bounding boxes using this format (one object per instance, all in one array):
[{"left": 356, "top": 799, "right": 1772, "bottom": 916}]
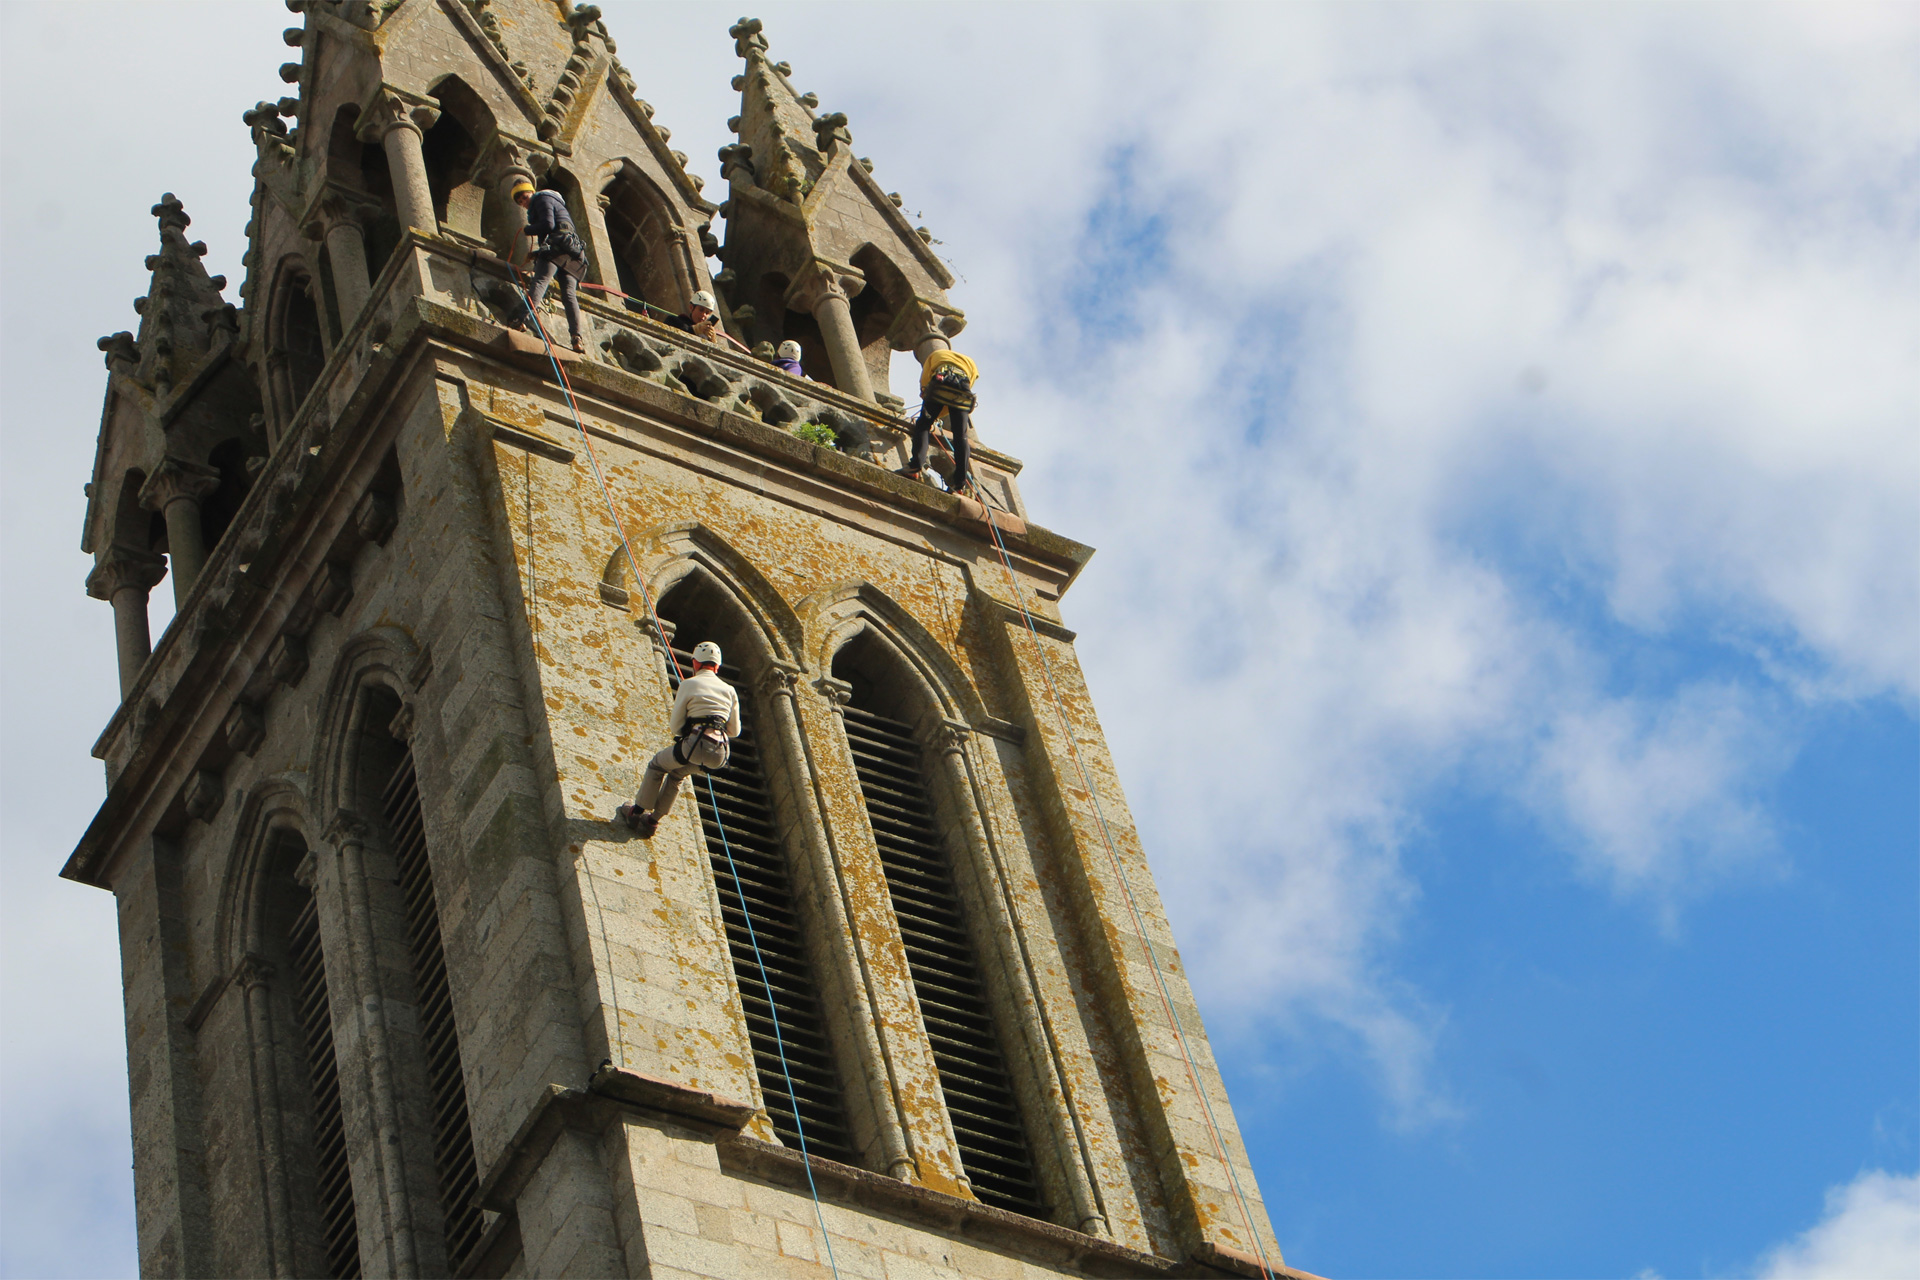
[
  {"left": 894, "top": 466, "right": 927, "bottom": 484},
  {"left": 615, "top": 803, "right": 642, "bottom": 831},
  {"left": 570, "top": 335, "right": 587, "bottom": 354},
  {"left": 636, "top": 813, "right": 658, "bottom": 839}
]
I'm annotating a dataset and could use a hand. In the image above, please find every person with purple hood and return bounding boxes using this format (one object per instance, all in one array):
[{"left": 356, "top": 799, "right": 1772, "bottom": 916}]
[{"left": 773, "top": 339, "right": 807, "bottom": 378}]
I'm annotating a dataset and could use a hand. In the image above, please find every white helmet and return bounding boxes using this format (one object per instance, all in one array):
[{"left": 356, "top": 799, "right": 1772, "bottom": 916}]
[
  {"left": 692, "top": 641, "right": 723, "bottom": 668},
  {"left": 777, "top": 340, "right": 802, "bottom": 360},
  {"left": 689, "top": 290, "right": 717, "bottom": 312}
]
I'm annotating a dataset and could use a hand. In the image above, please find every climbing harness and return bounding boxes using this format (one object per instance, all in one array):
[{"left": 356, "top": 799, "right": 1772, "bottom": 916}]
[
  {"left": 970, "top": 484, "right": 1280, "bottom": 1280},
  {"left": 511, "top": 279, "right": 844, "bottom": 1279}
]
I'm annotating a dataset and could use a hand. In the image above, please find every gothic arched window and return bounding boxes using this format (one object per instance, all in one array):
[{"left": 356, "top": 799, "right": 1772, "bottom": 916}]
[
  {"left": 350, "top": 686, "right": 485, "bottom": 1272},
  {"left": 653, "top": 575, "right": 860, "bottom": 1164},
  {"left": 269, "top": 268, "right": 327, "bottom": 430},
  {"left": 829, "top": 632, "right": 1047, "bottom": 1217},
  {"left": 254, "top": 828, "right": 361, "bottom": 1278},
  {"left": 602, "top": 165, "right": 687, "bottom": 315},
  {"left": 421, "top": 77, "right": 493, "bottom": 243}
]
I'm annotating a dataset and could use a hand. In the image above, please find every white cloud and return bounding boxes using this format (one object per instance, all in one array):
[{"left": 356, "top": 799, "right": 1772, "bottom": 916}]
[
  {"left": 1757, "top": 1170, "right": 1920, "bottom": 1280},
  {"left": 0, "top": 4, "right": 1913, "bottom": 1264}
]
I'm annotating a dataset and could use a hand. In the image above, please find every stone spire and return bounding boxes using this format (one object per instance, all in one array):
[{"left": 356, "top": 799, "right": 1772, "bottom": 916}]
[
  {"left": 715, "top": 18, "right": 963, "bottom": 402},
  {"left": 723, "top": 18, "right": 831, "bottom": 206},
  {"left": 97, "top": 194, "right": 238, "bottom": 402}
]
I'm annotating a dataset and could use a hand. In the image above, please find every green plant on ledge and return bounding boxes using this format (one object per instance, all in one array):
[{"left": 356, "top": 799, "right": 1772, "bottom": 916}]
[{"left": 794, "top": 421, "right": 837, "bottom": 447}]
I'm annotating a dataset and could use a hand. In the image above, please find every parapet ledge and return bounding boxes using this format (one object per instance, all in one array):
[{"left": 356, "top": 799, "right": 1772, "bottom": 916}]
[
  {"left": 720, "top": 1133, "right": 1202, "bottom": 1278},
  {"left": 476, "top": 1067, "right": 754, "bottom": 1212}
]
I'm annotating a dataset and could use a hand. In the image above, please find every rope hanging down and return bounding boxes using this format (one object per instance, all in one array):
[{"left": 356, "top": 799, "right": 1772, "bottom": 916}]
[
  {"left": 511, "top": 280, "right": 843, "bottom": 1280},
  {"left": 970, "top": 486, "right": 1280, "bottom": 1280}
]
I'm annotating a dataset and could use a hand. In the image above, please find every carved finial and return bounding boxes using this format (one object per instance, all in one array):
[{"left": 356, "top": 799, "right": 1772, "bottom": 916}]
[
  {"left": 730, "top": 16, "right": 766, "bottom": 58},
  {"left": 151, "top": 193, "right": 189, "bottom": 232},
  {"left": 97, "top": 332, "right": 138, "bottom": 369},
  {"left": 812, "top": 111, "right": 850, "bottom": 154}
]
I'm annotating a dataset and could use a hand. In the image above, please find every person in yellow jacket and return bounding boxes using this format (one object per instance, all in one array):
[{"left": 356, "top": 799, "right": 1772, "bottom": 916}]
[{"left": 902, "top": 348, "right": 979, "bottom": 494}]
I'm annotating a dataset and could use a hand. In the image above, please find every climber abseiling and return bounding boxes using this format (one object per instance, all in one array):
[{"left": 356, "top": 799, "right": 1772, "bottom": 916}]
[
  {"left": 508, "top": 179, "right": 590, "bottom": 354},
  {"left": 616, "top": 641, "right": 741, "bottom": 840},
  {"left": 665, "top": 289, "right": 752, "bottom": 355},
  {"left": 901, "top": 348, "right": 979, "bottom": 495}
]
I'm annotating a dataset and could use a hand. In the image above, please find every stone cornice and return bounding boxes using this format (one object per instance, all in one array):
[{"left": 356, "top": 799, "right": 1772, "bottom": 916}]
[{"left": 64, "top": 234, "right": 1087, "bottom": 891}]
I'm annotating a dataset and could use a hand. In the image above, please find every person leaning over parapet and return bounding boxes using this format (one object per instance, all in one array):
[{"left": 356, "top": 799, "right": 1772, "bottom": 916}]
[
  {"left": 616, "top": 641, "right": 741, "bottom": 840},
  {"left": 772, "top": 339, "right": 808, "bottom": 378},
  {"left": 901, "top": 348, "right": 979, "bottom": 495},
  {"left": 665, "top": 290, "right": 752, "bottom": 356},
  {"left": 507, "top": 179, "right": 588, "bottom": 353}
]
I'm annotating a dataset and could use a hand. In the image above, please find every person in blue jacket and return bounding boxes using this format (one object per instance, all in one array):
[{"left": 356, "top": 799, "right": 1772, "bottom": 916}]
[{"left": 509, "top": 178, "right": 588, "bottom": 353}]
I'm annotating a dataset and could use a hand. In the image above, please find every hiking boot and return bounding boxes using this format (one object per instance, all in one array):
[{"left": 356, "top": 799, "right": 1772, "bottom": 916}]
[
  {"left": 635, "top": 812, "right": 658, "bottom": 839},
  {"left": 569, "top": 335, "right": 587, "bottom": 354},
  {"left": 894, "top": 466, "right": 928, "bottom": 485},
  {"left": 615, "top": 803, "right": 643, "bottom": 832}
]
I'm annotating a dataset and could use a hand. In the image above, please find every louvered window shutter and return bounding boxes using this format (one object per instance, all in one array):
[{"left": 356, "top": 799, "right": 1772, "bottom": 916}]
[
  {"left": 839, "top": 701, "right": 1046, "bottom": 1217},
  {"left": 287, "top": 884, "right": 361, "bottom": 1278},
  {"left": 380, "top": 753, "right": 485, "bottom": 1271},
  {"left": 666, "top": 645, "right": 857, "bottom": 1161}
]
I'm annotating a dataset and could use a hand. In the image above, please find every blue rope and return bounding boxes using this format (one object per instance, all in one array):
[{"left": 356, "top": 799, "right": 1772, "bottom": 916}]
[
  {"left": 511, "top": 283, "right": 843, "bottom": 1278},
  {"left": 704, "top": 774, "right": 842, "bottom": 1277}
]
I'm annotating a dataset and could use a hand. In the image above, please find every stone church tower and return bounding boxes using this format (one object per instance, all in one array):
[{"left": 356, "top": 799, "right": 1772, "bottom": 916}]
[{"left": 67, "top": 3, "right": 1298, "bottom": 1277}]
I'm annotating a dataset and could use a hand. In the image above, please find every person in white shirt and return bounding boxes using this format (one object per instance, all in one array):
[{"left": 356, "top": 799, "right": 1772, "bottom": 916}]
[{"left": 617, "top": 641, "right": 741, "bottom": 839}]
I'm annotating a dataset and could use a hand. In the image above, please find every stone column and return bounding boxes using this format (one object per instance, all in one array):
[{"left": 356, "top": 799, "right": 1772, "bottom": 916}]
[
  {"left": 236, "top": 952, "right": 300, "bottom": 1277},
  {"left": 787, "top": 260, "right": 874, "bottom": 402},
  {"left": 140, "top": 458, "right": 222, "bottom": 606},
  {"left": 360, "top": 89, "right": 440, "bottom": 236},
  {"left": 307, "top": 194, "right": 372, "bottom": 330},
  {"left": 760, "top": 666, "right": 916, "bottom": 1181},
  {"left": 325, "top": 810, "right": 421, "bottom": 1278},
  {"left": 477, "top": 138, "right": 540, "bottom": 265},
  {"left": 581, "top": 190, "right": 617, "bottom": 287},
  {"left": 87, "top": 546, "right": 167, "bottom": 697}
]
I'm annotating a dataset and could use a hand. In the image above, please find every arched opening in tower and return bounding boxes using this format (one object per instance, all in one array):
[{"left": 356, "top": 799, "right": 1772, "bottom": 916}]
[
  {"left": 601, "top": 165, "right": 686, "bottom": 316},
  {"left": 351, "top": 686, "right": 485, "bottom": 1273},
  {"left": 850, "top": 245, "right": 910, "bottom": 398},
  {"left": 325, "top": 103, "right": 401, "bottom": 277},
  {"left": 421, "top": 77, "right": 492, "bottom": 243},
  {"left": 829, "top": 632, "right": 1047, "bottom": 1218},
  {"left": 652, "top": 574, "right": 860, "bottom": 1164},
  {"left": 274, "top": 275, "right": 327, "bottom": 423}
]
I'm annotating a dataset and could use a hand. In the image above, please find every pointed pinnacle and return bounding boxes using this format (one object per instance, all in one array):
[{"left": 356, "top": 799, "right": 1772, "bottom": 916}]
[{"left": 152, "top": 194, "right": 189, "bottom": 232}]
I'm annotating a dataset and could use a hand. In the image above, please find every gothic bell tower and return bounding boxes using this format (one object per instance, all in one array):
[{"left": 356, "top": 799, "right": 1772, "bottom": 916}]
[{"left": 67, "top": 4, "right": 1298, "bottom": 1277}]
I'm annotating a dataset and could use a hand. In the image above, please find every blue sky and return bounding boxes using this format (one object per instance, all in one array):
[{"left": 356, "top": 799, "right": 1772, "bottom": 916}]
[{"left": 2, "top": 4, "right": 1914, "bottom": 1278}]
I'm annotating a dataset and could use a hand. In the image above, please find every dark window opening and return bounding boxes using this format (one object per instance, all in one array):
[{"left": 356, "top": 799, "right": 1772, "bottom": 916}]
[
  {"left": 849, "top": 245, "right": 908, "bottom": 394},
  {"left": 655, "top": 579, "right": 857, "bottom": 1162},
  {"left": 832, "top": 637, "right": 1046, "bottom": 1217},
  {"left": 201, "top": 437, "right": 262, "bottom": 553},
  {"left": 602, "top": 169, "right": 683, "bottom": 317},
  {"left": 280, "top": 279, "right": 326, "bottom": 416},
  {"left": 328, "top": 104, "right": 401, "bottom": 277},
  {"left": 422, "top": 78, "right": 493, "bottom": 241}
]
